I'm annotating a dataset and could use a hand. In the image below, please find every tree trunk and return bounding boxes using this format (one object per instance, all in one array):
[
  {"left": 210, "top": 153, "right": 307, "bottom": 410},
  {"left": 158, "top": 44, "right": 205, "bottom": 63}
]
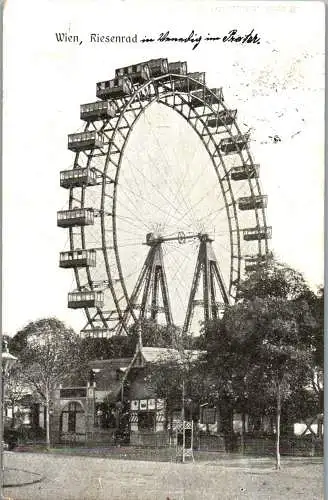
[
  {"left": 45, "top": 390, "right": 51, "bottom": 450},
  {"left": 276, "top": 381, "right": 281, "bottom": 470},
  {"left": 241, "top": 412, "right": 246, "bottom": 455},
  {"left": 11, "top": 401, "right": 15, "bottom": 428}
]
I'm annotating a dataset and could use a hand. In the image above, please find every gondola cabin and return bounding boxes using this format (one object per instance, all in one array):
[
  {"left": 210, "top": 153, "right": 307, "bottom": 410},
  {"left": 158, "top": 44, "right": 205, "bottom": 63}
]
[
  {"left": 80, "top": 328, "right": 113, "bottom": 338},
  {"left": 207, "top": 110, "right": 237, "bottom": 128},
  {"left": 68, "top": 290, "right": 104, "bottom": 309},
  {"left": 175, "top": 72, "right": 205, "bottom": 92},
  {"left": 168, "top": 61, "right": 188, "bottom": 75},
  {"left": 244, "top": 254, "right": 270, "bottom": 272},
  {"left": 115, "top": 62, "right": 150, "bottom": 83},
  {"left": 206, "top": 87, "right": 224, "bottom": 104},
  {"left": 189, "top": 89, "right": 206, "bottom": 108},
  {"left": 230, "top": 164, "right": 259, "bottom": 181},
  {"left": 238, "top": 195, "right": 268, "bottom": 211},
  {"left": 80, "top": 101, "right": 116, "bottom": 121},
  {"left": 243, "top": 226, "right": 272, "bottom": 241},
  {"left": 57, "top": 208, "right": 95, "bottom": 228},
  {"left": 96, "top": 77, "right": 133, "bottom": 100},
  {"left": 59, "top": 249, "right": 97, "bottom": 269},
  {"left": 219, "top": 133, "right": 249, "bottom": 155},
  {"left": 137, "top": 86, "right": 157, "bottom": 102},
  {"left": 146, "top": 58, "right": 169, "bottom": 77},
  {"left": 60, "top": 167, "right": 97, "bottom": 189},
  {"left": 68, "top": 131, "right": 104, "bottom": 152}
]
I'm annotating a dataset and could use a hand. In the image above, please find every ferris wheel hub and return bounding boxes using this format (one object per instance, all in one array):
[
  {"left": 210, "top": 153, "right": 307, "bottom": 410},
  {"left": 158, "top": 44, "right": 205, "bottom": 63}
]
[{"left": 145, "top": 231, "right": 214, "bottom": 246}]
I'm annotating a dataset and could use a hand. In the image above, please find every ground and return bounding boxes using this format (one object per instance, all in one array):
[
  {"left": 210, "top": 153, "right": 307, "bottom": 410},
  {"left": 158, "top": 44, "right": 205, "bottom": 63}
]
[{"left": 3, "top": 450, "right": 323, "bottom": 500}]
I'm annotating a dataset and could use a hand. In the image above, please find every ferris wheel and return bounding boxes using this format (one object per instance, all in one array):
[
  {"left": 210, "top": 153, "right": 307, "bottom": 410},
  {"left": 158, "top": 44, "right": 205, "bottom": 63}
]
[{"left": 57, "top": 58, "right": 271, "bottom": 338}]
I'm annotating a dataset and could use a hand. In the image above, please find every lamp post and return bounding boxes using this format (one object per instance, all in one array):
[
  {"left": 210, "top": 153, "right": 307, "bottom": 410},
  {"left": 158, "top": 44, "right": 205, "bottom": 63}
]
[{"left": 1, "top": 340, "right": 17, "bottom": 498}]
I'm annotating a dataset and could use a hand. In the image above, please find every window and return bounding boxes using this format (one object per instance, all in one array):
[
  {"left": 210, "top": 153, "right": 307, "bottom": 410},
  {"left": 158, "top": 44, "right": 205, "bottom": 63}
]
[
  {"left": 138, "top": 411, "right": 155, "bottom": 431},
  {"left": 201, "top": 407, "right": 216, "bottom": 425},
  {"left": 61, "top": 401, "right": 84, "bottom": 434}
]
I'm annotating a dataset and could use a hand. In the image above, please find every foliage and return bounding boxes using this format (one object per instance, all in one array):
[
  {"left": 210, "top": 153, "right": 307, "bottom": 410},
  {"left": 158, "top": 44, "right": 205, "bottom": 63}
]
[
  {"left": 238, "top": 258, "right": 311, "bottom": 301},
  {"left": 129, "top": 319, "right": 189, "bottom": 349},
  {"left": 11, "top": 317, "right": 81, "bottom": 447},
  {"left": 145, "top": 349, "right": 208, "bottom": 423},
  {"left": 201, "top": 259, "right": 318, "bottom": 464},
  {"left": 15, "top": 318, "right": 81, "bottom": 391},
  {"left": 73, "top": 320, "right": 185, "bottom": 384},
  {"left": 4, "top": 362, "right": 28, "bottom": 428}
]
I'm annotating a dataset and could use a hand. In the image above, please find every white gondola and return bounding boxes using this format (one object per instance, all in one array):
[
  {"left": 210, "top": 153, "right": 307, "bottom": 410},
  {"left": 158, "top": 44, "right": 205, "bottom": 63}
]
[
  {"left": 168, "top": 61, "right": 187, "bottom": 75},
  {"left": 96, "top": 77, "right": 133, "bottom": 100},
  {"left": 207, "top": 110, "right": 237, "bottom": 128},
  {"left": 238, "top": 195, "right": 268, "bottom": 211},
  {"left": 80, "top": 328, "right": 113, "bottom": 338},
  {"left": 219, "top": 133, "right": 249, "bottom": 155},
  {"left": 80, "top": 101, "right": 117, "bottom": 121},
  {"left": 68, "top": 290, "right": 104, "bottom": 309},
  {"left": 189, "top": 89, "right": 206, "bottom": 108},
  {"left": 115, "top": 62, "right": 150, "bottom": 83},
  {"left": 146, "top": 58, "right": 169, "bottom": 77},
  {"left": 67, "top": 131, "right": 104, "bottom": 152},
  {"left": 57, "top": 208, "right": 94, "bottom": 228},
  {"left": 230, "top": 164, "right": 260, "bottom": 181},
  {"left": 206, "top": 88, "right": 224, "bottom": 104},
  {"left": 60, "top": 167, "right": 97, "bottom": 189},
  {"left": 244, "top": 253, "right": 272, "bottom": 272},
  {"left": 175, "top": 72, "right": 205, "bottom": 92},
  {"left": 59, "top": 249, "right": 97, "bottom": 268},
  {"left": 243, "top": 226, "right": 272, "bottom": 241}
]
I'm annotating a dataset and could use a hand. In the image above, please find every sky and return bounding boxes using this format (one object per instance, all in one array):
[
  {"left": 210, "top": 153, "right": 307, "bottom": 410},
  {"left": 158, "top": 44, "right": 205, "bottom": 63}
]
[{"left": 3, "top": 0, "right": 325, "bottom": 336}]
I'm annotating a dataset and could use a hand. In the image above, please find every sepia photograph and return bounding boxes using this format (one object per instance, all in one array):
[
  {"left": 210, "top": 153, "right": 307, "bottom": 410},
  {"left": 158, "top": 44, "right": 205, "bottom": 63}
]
[{"left": 2, "top": 1, "right": 324, "bottom": 498}]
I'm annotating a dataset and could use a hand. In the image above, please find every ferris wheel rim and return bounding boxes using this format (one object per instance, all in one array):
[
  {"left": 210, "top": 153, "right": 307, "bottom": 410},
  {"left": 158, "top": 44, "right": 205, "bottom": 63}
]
[{"left": 67, "top": 68, "right": 270, "bottom": 336}]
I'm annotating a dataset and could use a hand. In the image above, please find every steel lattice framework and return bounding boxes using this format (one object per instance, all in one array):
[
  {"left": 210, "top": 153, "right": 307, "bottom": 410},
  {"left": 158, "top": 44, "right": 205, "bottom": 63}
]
[{"left": 58, "top": 59, "right": 271, "bottom": 338}]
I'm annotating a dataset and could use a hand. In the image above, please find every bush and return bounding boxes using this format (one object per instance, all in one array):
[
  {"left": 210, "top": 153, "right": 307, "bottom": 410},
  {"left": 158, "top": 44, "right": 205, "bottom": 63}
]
[
  {"left": 3, "top": 427, "right": 19, "bottom": 450},
  {"left": 12, "top": 425, "right": 46, "bottom": 444}
]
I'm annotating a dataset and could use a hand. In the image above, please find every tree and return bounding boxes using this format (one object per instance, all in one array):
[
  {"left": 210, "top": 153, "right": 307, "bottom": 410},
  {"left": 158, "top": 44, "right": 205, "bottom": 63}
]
[
  {"left": 145, "top": 348, "right": 207, "bottom": 434},
  {"left": 199, "top": 315, "right": 250, "bottom": 449},
  {"left": 5, "top": 362, "right": 27, "bottom": 429},
  {"left": 245, "top": 297, "right": 312, "bottom": 469},
  {"left": 202, "top": 259, "right": 317, "bottom": 465},
  {"left": 129, "top": 319, "right": 187, "bottom": 349},
  {"left": 11, "top": 318, "right": 81, "bottom": 449},
  {"left": 238, "top": 257, "right": 310, "bottom": 301},
  {"left": 299, "top": 287, "right": 324, "bottom": 417}
]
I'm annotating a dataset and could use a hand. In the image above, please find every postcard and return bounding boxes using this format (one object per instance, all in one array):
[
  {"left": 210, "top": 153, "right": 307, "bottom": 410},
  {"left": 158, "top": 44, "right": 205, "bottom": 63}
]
[{"left": 3, "top": 1, "right": 324, "bottom": 499}]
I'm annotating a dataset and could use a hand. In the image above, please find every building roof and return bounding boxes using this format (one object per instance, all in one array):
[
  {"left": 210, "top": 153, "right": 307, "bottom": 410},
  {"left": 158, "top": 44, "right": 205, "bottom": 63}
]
[
  {"left": 88, "top": 358, "right": 132, "bottom": 392},
  {"left": 140, "top": 347, "right": 178, "bottom": 363},
  {"left": 86, "top": 349, "right": 204, "bottom": 392},
  {"left": 140, "top": 347, "right": 202, "bottom": 364},
  {"left": 89, "top": 358, "right": 132, "bottom": 370}
]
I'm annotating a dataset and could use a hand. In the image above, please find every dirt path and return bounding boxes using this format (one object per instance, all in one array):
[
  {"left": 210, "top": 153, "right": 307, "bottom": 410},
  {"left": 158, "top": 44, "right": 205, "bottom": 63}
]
[{"left": 3, "top": 452, "right": 323, "bottom": 500}]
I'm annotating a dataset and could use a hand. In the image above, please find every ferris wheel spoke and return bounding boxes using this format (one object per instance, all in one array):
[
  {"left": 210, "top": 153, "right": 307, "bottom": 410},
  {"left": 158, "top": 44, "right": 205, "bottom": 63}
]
[
  {"left": 116, "top": 201, "right": 154, "bottom": 232},
  {"left": 165, "top": 252, "right": 194, "bottom": 305},
  {"left": 126, "top": 111, "right": 188, "bottom": 210},
  {"left": 117, "top": 181, "right": 188, "bottom": 227},
  {"left": 120, "top": 158, "right": 145, "bottom": 202},
  {"left": 122, "top": 162, "right": 188, "bottom": 222},
  {"left": 166, "top": 129, "right": 219, "bottom": 218},
  {"left": 172, "top": 182, "right": 224, "bottom": 229},
  {"left": 142, "top": 111, "right": 175, "bottom": 181}
]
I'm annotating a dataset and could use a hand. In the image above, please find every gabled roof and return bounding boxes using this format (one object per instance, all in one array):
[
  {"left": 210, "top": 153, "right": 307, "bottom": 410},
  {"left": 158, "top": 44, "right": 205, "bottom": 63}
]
[
  {"left": 88, "top": 358, "right": 133, "bottom": 391},
  {"left": 140, "top": 347, "right": 202, "bottom": 364},
  {"left": 89, "top": 358, "right": 132, "bottom": 371},
  {"left": 140, "top": 347, "right": 179, "bottom": 363},
  {"left": 85, "top": 348, "right": 204, "bottom": 392}
]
